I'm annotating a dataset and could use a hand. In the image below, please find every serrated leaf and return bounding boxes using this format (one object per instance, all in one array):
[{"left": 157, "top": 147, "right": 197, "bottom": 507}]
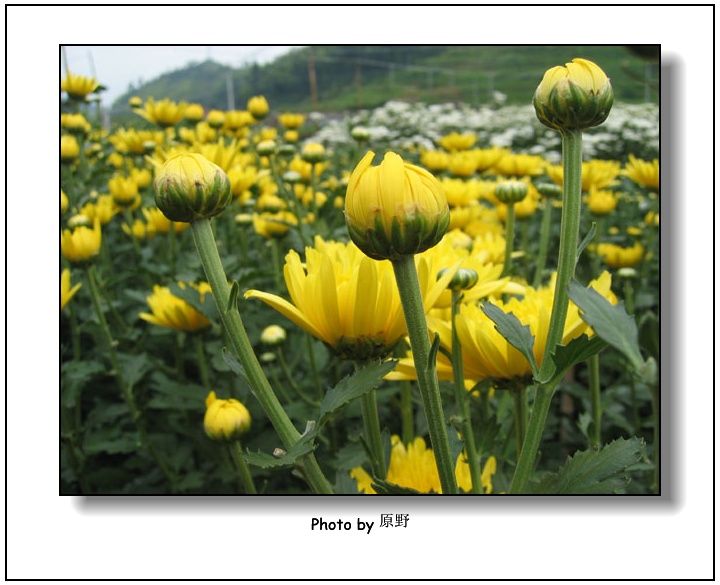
[
  {"left": 117, "top": 352, "right": 152, "bottom": 390},
  {"left": 530, "top": 437, "right": 645, "bottom": 494},
  {"left": 61, "top": 360, "right": 106, "bottom": 408},
  {"left": 541, "top": 334, "right": 607, "bottom": 386},
  {"left": 482, "top": 302, "right": 539, "bottom": 377},
  {"left": 317, "top": 360, "right": 397, "bottom": 428},
  {"left": 240, "top": 441, "right": 315, "bottom": 469},
  {"left": 370, "top": 477, "right": 425, "bottom": 495},
  {"left": 568, "top": 280, "right": 644, "bottom": 371},
  {"left": 84, "top": 429, "right": 139, "bottom": 455}
]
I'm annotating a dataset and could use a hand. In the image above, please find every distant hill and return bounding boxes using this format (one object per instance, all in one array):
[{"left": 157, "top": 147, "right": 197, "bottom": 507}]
[{"left": 110, "top": 45, "right": 658, "bottom": 124}]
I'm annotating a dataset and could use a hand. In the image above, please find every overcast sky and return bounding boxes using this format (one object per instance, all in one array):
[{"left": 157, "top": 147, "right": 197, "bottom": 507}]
[{"left": 61, "top": 45, "right": 303, "bottom": 106}]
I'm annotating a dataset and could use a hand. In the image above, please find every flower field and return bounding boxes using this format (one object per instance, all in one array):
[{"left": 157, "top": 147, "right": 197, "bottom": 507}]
[{"left": 60, "top": 60, "right": 660, "bottom": 495}]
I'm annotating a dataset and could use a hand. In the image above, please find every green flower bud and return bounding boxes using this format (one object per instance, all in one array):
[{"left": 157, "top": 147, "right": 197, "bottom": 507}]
[
  {"left": 345, "top": 151, "right": 450, "bottom": 261},
  {"left": 301, "top": 142, "right": 326, "bottom": 164},
  {"left": 495, "top": 180, "right": 528, "bottom": 204},
  {"left": 535, "top": 182, "right": 563, "bottom": 199},
  {"left": 533, "top": 58, "right": 613, "bottom": 132},
  {"left": 154, "top": 153, "right": 232, "bottom": 223},
  {"left": 256, "top": 140, "right": 277, "bottom": 156},
  {"left": 351, "top": 126, "right": 371, "bottom": 142},
  {"left": 438, "top": 267, "right": 479, "bottom": 291},
  {"left": 277, "top": 144, "right": 297, "bottom": 158}
]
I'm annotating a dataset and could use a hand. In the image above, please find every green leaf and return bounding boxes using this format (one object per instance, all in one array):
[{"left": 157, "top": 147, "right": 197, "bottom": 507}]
[
  {"left": 576, "top": 222, "right": 597, "bottom": 265},
  {"left": 528, "top": 437, "right": 645, "bottom": 494},
  {"left": 540, "top": 334, "right": 607, "bottom": 386},
  {"left": 61, "top": 360, "right": 106, "bottom": 408},
  {"left": 567, "top": 280, "right": 645, "bottom": 371},
  {"left": 83, "top": 428, "right": 139, "bottom": 455},
  {"left": 317, "top": 360, "right": 397, "bottom": 428},
  {"left": 168, "top": 282, "right": 218, "bottom": 321},
  {"left": 222, "top": 348, "right": 251, "bottom": 387},
  {"left": 240, "top": 441, "right": 315, "bottom": 469},
  {"left": 227, "top": 281, "right": 240, "bottom": 312},
  {"left": 482, "top": 302, "right": 539, "bottom": 377},
  {"left": 370, "top": 477, "right": 425, "bottom": 495},
  {"left": 117, "top": 352, "right": 152, "bottom": 390}
]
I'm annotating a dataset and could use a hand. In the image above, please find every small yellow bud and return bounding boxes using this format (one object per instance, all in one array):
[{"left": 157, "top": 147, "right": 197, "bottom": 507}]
[
  {"left": 260, "top": 325, "right": 287, "bottom": 346},
  {"left": 256, "top": 140, "right": 277, "bottom": 156},
  {"left": 345, "top": 150, "right": 450, "bottom": 261},
  {"left": 204, "top": 391, "right": 251, "bottom": 442},
  {"left": 533, "top": 58, "right": 613, "bottom": 132},
  {"left": 184, "top": 103, "right": 205, "bottom": 125},
  {"left": 128, "top": 96, "right": 143, "bottom": 109},
  {"left": 61, "top": 218, "right": 102, "bottom": 267},
  {"left": 247, "top": 96, "right": 270, "bottom": 120},
  {"left": 61, "top": 135, "right": 80, "bottom": 164},
  {"left": 154, "top": 153, "right": 232, "bottom": 223},
  {"left": 206, "top": 109, "right": 226, "bottom": 129}
]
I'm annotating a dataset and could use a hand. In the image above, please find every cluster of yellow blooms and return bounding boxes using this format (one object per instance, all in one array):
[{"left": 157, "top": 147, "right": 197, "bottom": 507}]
[{"left": 61, "top": 59, "right": 658, "bottom": 495}]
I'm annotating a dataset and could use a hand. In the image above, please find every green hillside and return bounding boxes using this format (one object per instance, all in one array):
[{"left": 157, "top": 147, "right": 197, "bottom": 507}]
[{"left": 110, "top": 45, "right": 658, "bottom": 122}]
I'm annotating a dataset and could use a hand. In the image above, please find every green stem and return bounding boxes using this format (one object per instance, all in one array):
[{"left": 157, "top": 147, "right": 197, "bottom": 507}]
[
  {"left": 190, "top": 218, "right": 333, "bottom": 494},
  {"left": 392, "top": 255, "right": 458, "bottom": 494},
  {"left": 230, "top": 441, "right": 258, "bottom": 494},
  {"left": 84, "top": 265, "right": 177, "bottom": 487},
  {"left": 194, "top": 334, "right": 211, "bottom": 391},
  {"left": 502, "top": 203, "right": 516, "bottom": 277},
  {"left": 650, "top": 383, "right": 659, "bottom": 493},
  {"left": 360, "top": 388, "right": 387, "bottom": 480},
  {"left": 588, "top": 353, "right": 601, "bottom": 449},
  {"left": 510, "top": 129, "right": 584, "bottom": 494},
  {"left": 512, "top": 387, "right": 528, "bottom": 462},
  {"left": 400, "top": 380, "right": 414, "bottom": 447},
  {"left": 450, "top": 290, "right": 483, "bottom": 494},
  {"left": 533, "top": 197, "right": 554, "bottom": 287}
]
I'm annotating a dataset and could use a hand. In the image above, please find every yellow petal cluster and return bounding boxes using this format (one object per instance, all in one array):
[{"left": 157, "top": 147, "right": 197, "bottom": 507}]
[
  {"left": 345, "top": 150, "right": 449, "bottom": 261},
  {"left": 350, "top": 435, "right": 497, "bottom": 494},
  {"left": 594, "top": 242, "right": 645, "bottom": 268},
  {"left": 61, "top": 218, "right": 102, "bottom": 266},
  {"left": 204, "top": 391, "right": 251, "bottom": 442},
  {"left": 388, "top": 271, "right": 617, "bottom": 384},
  {"left": 61, "top": 71, "right": 100, "bottom": 99},
  {"left": 61, "top": 269, "right": 82, "bottom": 311},
  {"left": 245, "top": 236, "right": 459, "bottom": 361},
  {"left": 135, "top": 97, "right": 189, "bottom": 128},
  {"left": 623, "top": 154, "right": 659, "bottom": 190},
  {"left": 139, "top": 282, "right": 213, "bottom": 332}
]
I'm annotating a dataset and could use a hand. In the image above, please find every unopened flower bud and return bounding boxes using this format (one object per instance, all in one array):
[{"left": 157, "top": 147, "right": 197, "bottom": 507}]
[
  {"left": 351, "top": 126, "right": 371, "bottom": 142},
  {"left": 61, "top": 218, "right": 102, "bottom": 267},
  {"left": 256, "top": 140, "right": 277, "bottom": 156},
  {"left": 261, "top": 325, "right": 287, "bottom": 346},
  {"left": 282, "top": 170, "right": 302, "bottom": 185},
  {"left": 438, "top": 267, "right": 479, "bottom": 291},
  {"left": 128, "top": 96, "right": 143, "bottom": 109},
  {"left": 277, "top": 144, "right": 297, "bottom": 157},
  {"left": 536, "top": 182, "right": 562, "bottom": 199},
  {"left": 154, "top": 153, "right": 232, "bottom": 223},
  {"left": 206, "top": 109, "right": 226, "bottom": 129},
  {"left": 495, "top": 180, "right": 528, "bottom": 204},
  {"left": 247, "top": 96, "right": 270, "bottom": 120},
  {"left": 345, "top": 150, "right": 450, "bottom": 261},
  {"left": 533, "top": 58, "right": 613, "bottom": 132},
  {"left": 301, "top": 142, "right": 326, "bottom": 164},
  {"left": 204, "top": 391, "right": 251, "bottom": 442}
]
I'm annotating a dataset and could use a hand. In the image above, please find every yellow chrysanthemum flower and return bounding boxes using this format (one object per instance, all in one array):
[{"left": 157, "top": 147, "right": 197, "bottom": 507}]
[
  {"left": 351, "top": 435, "right": 497, "bottom": 494},
  {"left": 419, "top": 149, "right": 450, "bottom": 172},
  {"left": 586, "top": 186, "right": 619, "bottom": 216},
  {"left": 61, "top": 135, "right": 80, "bottom": 164},
  {"left": 122, "top": 219, "right": 157, "bottom": 241},
  {"left": 623, "top": 154, "right": 659, "bottom": 190},
  {"left": 61, "top": 71, "right": 100, "bottom": 100},
  {"left": 491, "top": 153, "right": 546, "bottom": 177},
  {"left": 110, "top": 128, "right": 165, "bottom": 155},
  {"left": 61, "top": 218, "right": 102, "bottom": 267},
  {"left": 245, "top": 236, "right": 460, "bottom": 361},
  {"left": 419, "top": 233, "right": 524, "bottom": 308},
  {"left": 278, "top": 113, "right": 306, "bottom": 129},
  {"left": 135, "top": 97, "right": 189, "bottom": 128},
  {"left": 139, "top": 282, "right": 213, "bottom": 332},
  {"left": 251, "top": 211, "right": 298, "bottom": 238},
  {"left": 437, "top": 131, "right": 477, "bottom": 152},
  {"left": 388, "top": 271, "right": 617, "bottom": 384},
  {"left": 594, "top": 242, "right": 645, "bottom": 268},
  {"left": 61, "top": 269, "right": 82, "bottom": 311},
  {"left": 80, "top": 195, "right": 118, "bottom": 225}
]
